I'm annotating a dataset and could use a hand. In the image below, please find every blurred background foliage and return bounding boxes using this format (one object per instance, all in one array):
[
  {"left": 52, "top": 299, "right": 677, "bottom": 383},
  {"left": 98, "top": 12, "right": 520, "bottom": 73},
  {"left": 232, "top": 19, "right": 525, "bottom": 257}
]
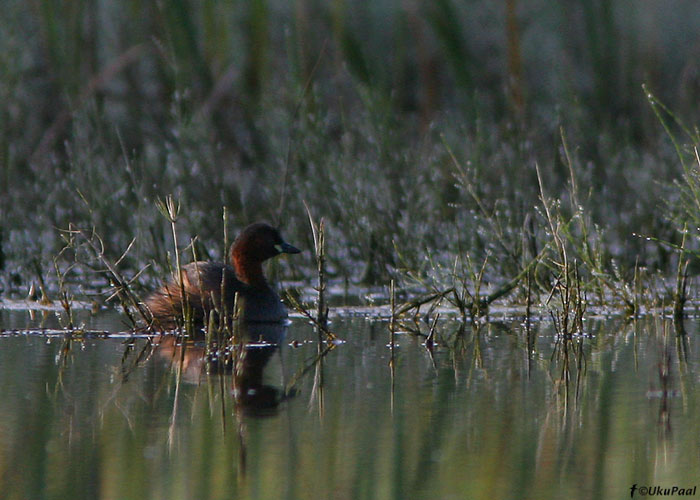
[{"left": 0, "top": 0, "right": 699, "bottom": 294}]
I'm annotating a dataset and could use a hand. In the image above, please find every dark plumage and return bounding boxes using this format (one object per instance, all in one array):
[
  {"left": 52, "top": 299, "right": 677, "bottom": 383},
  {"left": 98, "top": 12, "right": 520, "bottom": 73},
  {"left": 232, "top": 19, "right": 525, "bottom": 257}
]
[{"left": 145, "top": 222, "right": 301, "bottom": 330}]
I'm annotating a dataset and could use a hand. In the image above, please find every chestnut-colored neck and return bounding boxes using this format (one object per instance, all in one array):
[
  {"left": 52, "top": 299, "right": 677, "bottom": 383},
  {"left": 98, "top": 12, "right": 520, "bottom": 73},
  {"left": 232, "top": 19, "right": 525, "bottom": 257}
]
[{"left": 232, "top": 251, "right": 267, "bottom": 287}]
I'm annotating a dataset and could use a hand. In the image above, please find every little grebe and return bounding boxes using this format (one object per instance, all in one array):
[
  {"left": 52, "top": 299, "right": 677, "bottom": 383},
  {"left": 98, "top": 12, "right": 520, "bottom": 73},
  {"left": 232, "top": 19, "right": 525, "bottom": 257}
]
[{"left": 146, "top": 222, "right": 300, "bottom": 329}]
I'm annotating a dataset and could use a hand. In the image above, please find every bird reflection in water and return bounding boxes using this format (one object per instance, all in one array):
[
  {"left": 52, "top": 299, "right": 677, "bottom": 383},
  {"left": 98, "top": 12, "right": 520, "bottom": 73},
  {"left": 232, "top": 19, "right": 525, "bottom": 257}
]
[{"left": 153, "top": 321, "right": 292, "bottom": 417}]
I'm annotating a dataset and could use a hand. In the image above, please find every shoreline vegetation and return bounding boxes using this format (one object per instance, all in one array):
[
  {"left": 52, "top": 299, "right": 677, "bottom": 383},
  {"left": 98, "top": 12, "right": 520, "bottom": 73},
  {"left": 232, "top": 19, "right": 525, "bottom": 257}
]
[{"left": 1, "top": 1, "right": 699, "bottom": 335}]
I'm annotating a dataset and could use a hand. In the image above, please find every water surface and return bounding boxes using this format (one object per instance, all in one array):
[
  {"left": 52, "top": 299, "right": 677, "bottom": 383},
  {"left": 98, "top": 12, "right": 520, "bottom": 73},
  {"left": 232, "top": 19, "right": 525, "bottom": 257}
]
[{"left": 0, "top": 308, "right": 698, "bottom": 500}]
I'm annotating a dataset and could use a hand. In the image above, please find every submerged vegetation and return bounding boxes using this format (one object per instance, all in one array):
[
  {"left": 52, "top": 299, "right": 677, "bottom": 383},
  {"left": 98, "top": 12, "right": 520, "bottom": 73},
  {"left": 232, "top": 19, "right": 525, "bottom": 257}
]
[{"left": 0, "top": 1, "right": 699, "bottom": 324}]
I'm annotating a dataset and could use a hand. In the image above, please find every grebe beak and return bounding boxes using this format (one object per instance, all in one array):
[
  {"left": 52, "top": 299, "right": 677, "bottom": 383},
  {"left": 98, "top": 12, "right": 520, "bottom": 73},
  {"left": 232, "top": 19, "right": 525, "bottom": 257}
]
[{"left": 275, "top": 242, "right": 301, "bottom": 254}]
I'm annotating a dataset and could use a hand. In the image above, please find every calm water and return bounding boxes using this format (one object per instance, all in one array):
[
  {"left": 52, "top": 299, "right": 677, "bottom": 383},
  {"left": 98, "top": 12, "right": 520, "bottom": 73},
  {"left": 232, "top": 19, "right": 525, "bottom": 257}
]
[{"left": 0, "top": 308, "right": 698, "bottom": 500}]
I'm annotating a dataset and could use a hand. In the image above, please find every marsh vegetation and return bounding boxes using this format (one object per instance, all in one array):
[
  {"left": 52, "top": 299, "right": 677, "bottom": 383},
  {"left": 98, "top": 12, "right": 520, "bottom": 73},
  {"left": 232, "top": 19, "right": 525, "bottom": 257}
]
[
  {"left": 0, "top": 0, "right": 698, "bottom": 314},
  {"left": 1, "top": 1, "right": 700, "bottom": 499}
]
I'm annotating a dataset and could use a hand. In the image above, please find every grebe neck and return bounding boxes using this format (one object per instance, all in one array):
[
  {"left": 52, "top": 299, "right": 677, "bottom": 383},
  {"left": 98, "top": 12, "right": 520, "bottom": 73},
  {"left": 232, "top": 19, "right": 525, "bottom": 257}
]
[{"left": 233, "top": 257, "right": 267, "bottom": 287}]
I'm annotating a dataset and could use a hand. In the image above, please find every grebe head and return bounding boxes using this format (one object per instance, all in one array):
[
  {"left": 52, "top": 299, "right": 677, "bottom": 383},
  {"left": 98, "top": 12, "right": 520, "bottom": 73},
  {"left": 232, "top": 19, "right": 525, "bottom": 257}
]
[{"left": 230, "top": 222, "right": 301, "bottom": 267}]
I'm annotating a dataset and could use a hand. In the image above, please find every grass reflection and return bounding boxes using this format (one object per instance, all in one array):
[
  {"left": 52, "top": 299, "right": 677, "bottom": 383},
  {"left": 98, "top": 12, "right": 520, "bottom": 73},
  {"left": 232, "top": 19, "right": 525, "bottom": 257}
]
[{"left": 0, "top": 315, "right": 697, "bottom": 499}]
